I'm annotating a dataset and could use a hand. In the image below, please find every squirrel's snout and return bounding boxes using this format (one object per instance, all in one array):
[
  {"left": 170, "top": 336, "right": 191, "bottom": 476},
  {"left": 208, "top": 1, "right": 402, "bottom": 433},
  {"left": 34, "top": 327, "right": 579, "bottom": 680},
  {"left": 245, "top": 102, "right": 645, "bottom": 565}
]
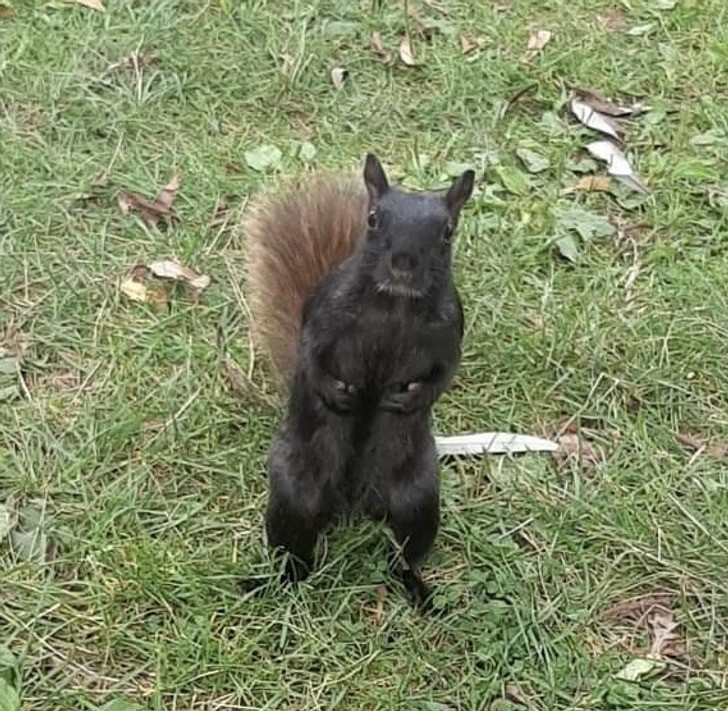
[{"left": 388, "top": 251, "right": 418, "bottom": 278}]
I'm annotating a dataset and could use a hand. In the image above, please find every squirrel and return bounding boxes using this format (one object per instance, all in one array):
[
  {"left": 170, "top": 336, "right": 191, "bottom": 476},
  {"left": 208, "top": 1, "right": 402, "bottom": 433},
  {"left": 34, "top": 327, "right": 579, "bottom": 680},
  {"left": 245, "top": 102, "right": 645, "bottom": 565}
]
[{"left": 242, "top": 153, "right": 475, "bottom": 609}]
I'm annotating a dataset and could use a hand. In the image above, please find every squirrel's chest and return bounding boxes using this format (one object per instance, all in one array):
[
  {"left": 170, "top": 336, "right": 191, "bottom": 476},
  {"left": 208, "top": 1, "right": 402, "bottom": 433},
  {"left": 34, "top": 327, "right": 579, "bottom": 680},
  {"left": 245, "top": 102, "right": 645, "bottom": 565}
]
[{"left": 346, "top": 307, "right": 425, "bottom": 378}]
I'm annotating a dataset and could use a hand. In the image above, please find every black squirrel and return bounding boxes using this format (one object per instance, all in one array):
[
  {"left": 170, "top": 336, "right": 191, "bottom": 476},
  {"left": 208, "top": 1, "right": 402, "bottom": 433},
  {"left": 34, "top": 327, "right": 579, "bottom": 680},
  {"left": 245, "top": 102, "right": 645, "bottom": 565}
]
[{"left": 242, "top": 153, "right": 475, "bottom": 609}]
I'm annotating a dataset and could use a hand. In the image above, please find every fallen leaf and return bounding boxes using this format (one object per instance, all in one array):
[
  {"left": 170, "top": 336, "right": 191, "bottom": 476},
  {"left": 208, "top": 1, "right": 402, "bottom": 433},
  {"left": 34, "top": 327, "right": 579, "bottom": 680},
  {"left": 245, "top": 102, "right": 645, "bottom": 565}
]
[
  {"left": 596, "top": 10, "right": 626, "bottom": 32},
  {"left": 570, "top": 97, "right": 622, "bottom": 140},
  {"left": 362, "top": 584, "right": 388, "bottom": 627},
  {"left": 656, "top": 0, "right": 677, "bottom": 9},
  {"left": 9, "top": 501, "right": 54, "bottom": 564},
  {"left": 398, "top": 35, "right": 420, "bottom": 67},
  {"left": 147, "top": 260, "right": 211, "bottom": 292},
  {"left": 0, "top": 5, "right": 14, "bottom": 19},
  {"left": 435, "top": 432, "right": 558, "bottom": 457},
  {"left": 244, "top": 145, "right": 283, "bottom": 171},
  {"left": 330, "top": 66, "right": 348, "bottom": 90},
  {"left": 370, "top": 32, "right": 392, "bottom": 64},
  {"left": 523, "top": 29, "right": 551, "bottom": 62},
  {"left": 648, "top": 610, "right": 682, "bottom": 657},
  {"left": 557, "top": 207, "right": 615, "bottom": 241},
  {"left": 552, "top": 433, "right": 603, "bottom": 471},
  {"left": 563, "top": 175, "right": 612, "bottom": 194},
  {"left": 627, "top": 23, "right": 654, "bottom": 36},
  {"left": 554, "top": 234, "right": 580, "bottom": 262},
  {"left": 119, "top": 278, "right": 150, "bottom": 303},
  {"left": 117, "top": 172, "right": 180, "bottom": 229},
  {"left": 156, "top": 172, "right": 180, "bottom": 211},
  {"left": 515, "top": 146, "right": 549, "bottom": 173},
  {"left": 119, "top": 273, "right": 168, "bottom": 311},
  {"left": 573, "top": 87, "right": 645, "bottom": 118},
  {"left": 615, "top": 657, "right": 665, "bottom": 681},
  {"left": 298, "top": 141, "right": 316, "bottom": 163},
  {"left": 601, "top": 592, "right": 675, "bottom": 623},
  {"left": 494, "top": 165, "right": 529, "bottom": 195},
  {"left": 586, "top": 140, "right": 649, "bottom": 194},
  {"left": 68, "top": 0, "right": 105, "bottom": 10},
  {"left": 504, "top": 683, "right": 532, "bottom": 707},
  {"left": 0, "top": 678, "right": 20, "bottom": 711},
  {"left": 673, "top": 432, "right": 728, "bottom": 460},
  {"left": 460, "top": 35, "right": 485, "bottom": 54}
]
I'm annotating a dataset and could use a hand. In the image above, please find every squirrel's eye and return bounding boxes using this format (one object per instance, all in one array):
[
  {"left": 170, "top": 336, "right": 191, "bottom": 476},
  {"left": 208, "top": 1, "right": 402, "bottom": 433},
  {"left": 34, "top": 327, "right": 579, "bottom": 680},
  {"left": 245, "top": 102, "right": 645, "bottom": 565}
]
[{"left": 367, "top": 210, "right": 378, "bottom": 230}]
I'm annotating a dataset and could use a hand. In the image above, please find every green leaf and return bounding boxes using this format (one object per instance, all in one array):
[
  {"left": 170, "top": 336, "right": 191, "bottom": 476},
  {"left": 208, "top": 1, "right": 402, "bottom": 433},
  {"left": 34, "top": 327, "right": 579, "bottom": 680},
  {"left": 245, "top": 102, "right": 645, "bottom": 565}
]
[
  {"left": 244, "top": 145, "right": 282, "bottom": 172},
  {"left": 100, "top": 699, "right": 145, "bottom": 711},
  {"left": 557, "top": 208, "right": 615, "bottom": 241},
  {"left": 672, "top": 160, "right": 720, "bottom": 183},
  {"left": 494, "top": 165, "right": 529, "bottom": 195},
  {"left": 0, "top": 679, "right": 20, "bottom": 711},
  {"left": 298, "top": 141, "right": 316, "bottom": 163},
  {"left": 0, "top": 646, "right": 18, "bottom": 689},
  {"left": 0, "top": 356, "right": 18, "bottom": 375},
  {"left": 0, "top": 385, "right": 19, "bottom": 402},
  {"left": 321, "top": 20, "right": 359, "bottom": 38},
  {"left": 515, "top": 146, "right": 549, "bottom": 174},
  {"left": 9, "top": 502, "right": 52, "bottom": 563},
  {"left": 443, "top": 161, "right": 474, "bottom": 178},
  {"left": 555, "top": 233, "right": 580, "bottom": 262},
  {"left": 615, "top": 657, "right": 665, "bottom": 681},
  {"left": 565, "top": 157, "right": 599, "bottom": 174}
]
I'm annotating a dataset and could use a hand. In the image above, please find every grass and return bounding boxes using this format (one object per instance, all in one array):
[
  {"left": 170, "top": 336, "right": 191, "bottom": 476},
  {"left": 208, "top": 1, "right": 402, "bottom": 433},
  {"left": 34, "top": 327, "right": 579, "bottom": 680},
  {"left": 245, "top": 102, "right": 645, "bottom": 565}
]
[{"left": 2, "top": 0, "right": 728, "bottom": 708}]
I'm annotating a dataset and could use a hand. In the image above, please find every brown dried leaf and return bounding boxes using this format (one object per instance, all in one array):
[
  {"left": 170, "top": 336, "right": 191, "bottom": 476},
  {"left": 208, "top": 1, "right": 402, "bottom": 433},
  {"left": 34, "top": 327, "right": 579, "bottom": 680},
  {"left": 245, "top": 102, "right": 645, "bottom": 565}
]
[
  {"left": 552, "top": 432, "right": 603, "bottom": 471},
  {"left": 673, "top": 432, "right": 728, "bottom": 460},
  {"left": 156, "top": 172, "right": 180, "bottom": 210},
  {"left": 0, "top": 5, "right": 14, "bottom": 19},
  {"left": 398, "top": 34, "right": 420, "bottom": 67},
  {"left": 117, "top": 172, "right": 180, "bottom": 228},
  {"left": 504, "top": 682, "right": 532, "bottom": 707},
  {"left": 563, "top": 175, "right": 612, "bottom": 195},
  {"left": 601, "top": 593, "right": 675, "bottom": 623},
  {"left": 460, "top": 35, "right": 485, "bottom": 55},
  {"left": 120, "top": 278, "right": 150, "bottom": 303},
  {"left": 573, "top": 86, "right": 643, "bottom": 118},
  {"left": 370, "top": 32, "right": 392, "bottom": 64},
  {"left": 70, "top": 0, "right": 105, "bottom": 10},
  {"left": 597, "top": 10, "right": 627, "bottom": 32},
  {"left": 330, "top": 66, "right": 348, "bottom": 90},
  {"left": 147, "top": 259, "right": 211, "bottom": 292},
  {"left": 523, "top": 29, "right": 551, "bottom": 62},
  {"left": 362, "top": 584, "right": 388, "bottom": 627},
  {"left": 648, "top": 610, "right": 682, "bottom": 658}
]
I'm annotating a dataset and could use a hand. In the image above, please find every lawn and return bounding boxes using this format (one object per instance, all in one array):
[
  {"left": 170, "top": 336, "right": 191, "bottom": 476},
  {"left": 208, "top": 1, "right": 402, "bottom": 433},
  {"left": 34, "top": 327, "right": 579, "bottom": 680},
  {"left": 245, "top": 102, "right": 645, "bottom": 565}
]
[{"left": 2, "top": 0, "right": 728, "bottom": 709}]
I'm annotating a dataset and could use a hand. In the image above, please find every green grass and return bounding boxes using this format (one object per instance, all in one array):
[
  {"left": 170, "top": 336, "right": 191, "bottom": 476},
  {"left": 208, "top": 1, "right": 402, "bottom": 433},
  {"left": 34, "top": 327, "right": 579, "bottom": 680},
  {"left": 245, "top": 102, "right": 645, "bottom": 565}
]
[{"left": 2, "top": 0, "right": 728, "bottom": 708}]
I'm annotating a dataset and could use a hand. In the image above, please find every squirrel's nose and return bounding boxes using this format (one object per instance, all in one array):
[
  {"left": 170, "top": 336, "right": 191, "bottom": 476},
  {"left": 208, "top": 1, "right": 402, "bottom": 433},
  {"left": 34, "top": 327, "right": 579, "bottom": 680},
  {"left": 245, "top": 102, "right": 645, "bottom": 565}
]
[{"left": 389, "top": 251, "right": 418, "bottom": 277}]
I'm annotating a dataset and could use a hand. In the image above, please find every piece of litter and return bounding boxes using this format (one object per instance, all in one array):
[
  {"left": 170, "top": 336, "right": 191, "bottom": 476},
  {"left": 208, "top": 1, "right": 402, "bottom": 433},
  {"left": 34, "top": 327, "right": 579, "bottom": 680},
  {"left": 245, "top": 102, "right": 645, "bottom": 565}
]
[
  {"left": 435, "top": 432, "right": 559, "bottom": 457},
  {"left": 586, "top": 140, "right": 649, "bottom": 194}
]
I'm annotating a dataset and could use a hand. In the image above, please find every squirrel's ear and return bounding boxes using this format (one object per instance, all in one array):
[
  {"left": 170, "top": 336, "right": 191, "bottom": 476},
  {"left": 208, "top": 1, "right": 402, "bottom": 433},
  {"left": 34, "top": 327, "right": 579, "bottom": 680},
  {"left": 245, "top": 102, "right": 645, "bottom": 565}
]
[
  {"left": 445, "top": 170, "right": 475, "bottom": 219},
  {"left": 364, "top": 153, "right": 389, "bottom": 201}
]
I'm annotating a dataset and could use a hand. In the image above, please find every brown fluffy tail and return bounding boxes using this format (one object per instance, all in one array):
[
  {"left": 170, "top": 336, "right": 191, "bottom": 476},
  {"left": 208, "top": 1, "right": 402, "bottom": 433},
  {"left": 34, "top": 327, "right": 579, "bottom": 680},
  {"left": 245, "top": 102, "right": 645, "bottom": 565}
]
[{"left": 243, "top": 173, "right": 368, "bottom": 385}]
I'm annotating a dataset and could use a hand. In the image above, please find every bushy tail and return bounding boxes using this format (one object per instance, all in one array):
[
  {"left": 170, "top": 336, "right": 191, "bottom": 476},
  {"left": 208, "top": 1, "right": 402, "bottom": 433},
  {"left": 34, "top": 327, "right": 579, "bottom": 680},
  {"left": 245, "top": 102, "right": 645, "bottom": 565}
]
[{"left": 243, "top": 173, "right": 368, "bottom": 385}]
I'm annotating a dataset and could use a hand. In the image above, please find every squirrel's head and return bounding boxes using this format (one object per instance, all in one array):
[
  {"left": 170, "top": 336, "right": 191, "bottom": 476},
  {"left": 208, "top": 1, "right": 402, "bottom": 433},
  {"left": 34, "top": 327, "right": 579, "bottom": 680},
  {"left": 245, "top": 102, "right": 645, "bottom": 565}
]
[{"left": 361, "top": 153, "right": 474, "bottom": 299}]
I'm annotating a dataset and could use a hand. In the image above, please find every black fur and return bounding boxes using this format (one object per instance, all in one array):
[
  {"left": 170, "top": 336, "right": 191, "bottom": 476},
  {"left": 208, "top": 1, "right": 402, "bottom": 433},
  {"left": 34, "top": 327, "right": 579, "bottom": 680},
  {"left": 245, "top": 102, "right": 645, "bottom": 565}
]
[{"left": 248, "top": 154, "right": 475, "bottom": 610}]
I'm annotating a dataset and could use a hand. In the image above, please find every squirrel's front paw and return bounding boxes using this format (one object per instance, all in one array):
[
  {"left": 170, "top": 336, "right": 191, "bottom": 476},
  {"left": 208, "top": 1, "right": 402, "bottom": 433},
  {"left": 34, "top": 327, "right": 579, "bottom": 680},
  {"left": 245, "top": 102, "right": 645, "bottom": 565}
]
[
  {"left": 379, "top": 381, "right": 423, "bottom": 414},
  {"left": 319, "top": 378, "right": 358, "bottom": 413}
]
